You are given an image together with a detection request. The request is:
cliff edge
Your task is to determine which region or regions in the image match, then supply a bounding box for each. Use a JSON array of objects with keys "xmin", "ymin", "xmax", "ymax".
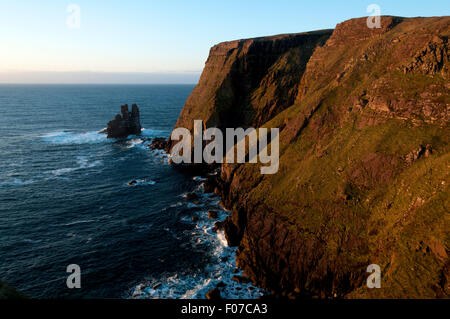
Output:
[{"xmin": 171, "ymin": 16, "xmax": 450, "ymax": 298}]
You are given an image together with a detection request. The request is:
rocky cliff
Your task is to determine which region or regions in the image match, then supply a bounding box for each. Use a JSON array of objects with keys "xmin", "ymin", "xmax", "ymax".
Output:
[
  {"xmin": 107, "ymin": 104, "xmax": 142, "ymax": 138},
  {"xmin": 172, "ymin": 30, "xmax": 333, "ymax": 133},
  {"xmin": 171, "ymin": 16, "xmax": 450, "ymax": 298}
]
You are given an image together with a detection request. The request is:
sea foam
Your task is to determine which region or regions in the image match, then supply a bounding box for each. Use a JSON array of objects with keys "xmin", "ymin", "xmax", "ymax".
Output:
[
  {"xmin": 40, "ymin": 131, "xmax": 108, "ymax": 145},
  {"xmin": 129, "ymin": 184, "xmax": 265, "ymax": 300},
  {"xmin": 49, "ymin": 156, "xmax": 103, "ymax": 177},
  {"xmin": 40, "ymin": 128, "xmax": 169, "ymax": 146}
]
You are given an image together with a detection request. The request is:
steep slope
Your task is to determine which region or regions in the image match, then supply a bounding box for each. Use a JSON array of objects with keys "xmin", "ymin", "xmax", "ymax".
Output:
[
  {"xmin": 172, "ymin": 30, "xmax": 333, "ymax": 134},
  {"xmin": 171, "ymin": 16, "xmax": 450, "ymax": 298}
]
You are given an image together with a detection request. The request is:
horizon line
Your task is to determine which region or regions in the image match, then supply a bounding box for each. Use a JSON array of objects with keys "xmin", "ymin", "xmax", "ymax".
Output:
[
  {"xmin": 0, "ymin": 82, "xmax": 198, "ymax": 85},
  {"xmin": 0, "ymin": 70, "xmax": 201, "ymax": 85}
]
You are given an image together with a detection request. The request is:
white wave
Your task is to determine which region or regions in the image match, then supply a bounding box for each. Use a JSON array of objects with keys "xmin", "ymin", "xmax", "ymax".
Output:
[
  {"xmin": 129, "ymin": 179, "xmax": 265, "ymax": 300},
  {"xmin": 151, "ymin": 149, "xmax": 170, "ymax": 162},
  {"xmin": 64, "ymin": 219, "xmax": 96, "ymax": 226},
  {"xmin": 217, "ymin": 231, "xmax": 228, "ymax": 247},
  {"xmin": 40, "ymin": 127, "xmax": 170, "ymax": 146},
  {"xmin": 40, "ymin": 131, "xmax": 108, "ymax": 145},
  {"xmin": 0, "ymin": 178, "xmax": 34, "ymax": 188},
  {"xmin": 51, "ymin": 167, "xmax": 76, "ymax": 176},
  {"xmin": 126, "ymin": 138, "xmax": 144, "ymax": 149},
  {"xmin": 49, "ymin": 156, "xmax": 103, "ymax": 177},
  {"xmin": 181, "ymin": 278, "xmax": 212, "ymax": 299}
]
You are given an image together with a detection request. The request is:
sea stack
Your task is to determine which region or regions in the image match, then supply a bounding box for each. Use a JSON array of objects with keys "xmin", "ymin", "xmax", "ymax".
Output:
[{"xmin": 106, "ymin": 104, "xmax": 142, "ymax": 138}]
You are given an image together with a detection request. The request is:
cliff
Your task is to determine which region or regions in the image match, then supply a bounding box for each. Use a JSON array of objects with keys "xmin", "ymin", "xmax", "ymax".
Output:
[
  {"xmin": 171, "ymin": 16, "xmax": 450, "ymax": 298},
  {"xmin": 173, "ymin": 30, "xmax": 333, "ymax": 133}
]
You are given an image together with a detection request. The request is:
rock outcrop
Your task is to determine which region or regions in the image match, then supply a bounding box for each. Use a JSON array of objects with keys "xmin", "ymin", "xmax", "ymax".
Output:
[
  {"xmin": 0, "ymin": 280, "xmax": 27, "ymax": 299},
  {"xmin": 170, "ymin": 16, "xmax": 450, "ymax": 299},
  {"xmin": 106, "ymin": 104, "xmax": 142, "ymax": 138}
]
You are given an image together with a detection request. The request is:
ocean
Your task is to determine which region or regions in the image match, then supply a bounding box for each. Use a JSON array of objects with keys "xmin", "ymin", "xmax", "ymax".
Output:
[{"xmin": 0, "ymin": 84, "xmax": 264, "ymax": 299}]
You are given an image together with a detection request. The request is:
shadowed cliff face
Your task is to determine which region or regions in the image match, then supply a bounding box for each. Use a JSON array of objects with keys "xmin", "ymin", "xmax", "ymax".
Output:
[
  {"xmin": 173, "ymin": 30, "xmax": 333, "ymax": 134},
  {"xmin": 171, "ymin": 16, "xmax": 450, "ymax": 298}
]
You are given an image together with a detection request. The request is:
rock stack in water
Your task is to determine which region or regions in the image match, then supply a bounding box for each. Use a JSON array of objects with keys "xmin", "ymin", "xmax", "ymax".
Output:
[{"xmin": 106, "ymin": 104, "xmax": 142, "ymax": 138}]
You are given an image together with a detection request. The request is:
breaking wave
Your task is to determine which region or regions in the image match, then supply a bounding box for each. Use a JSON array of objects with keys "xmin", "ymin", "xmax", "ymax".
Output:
[
  {"xmin": 40, "ymin": 130, "xmax": 108, "ymax": 145},
  {"xmin": 40, "ymin": 128, "xmax": 168, "ymax": 146},
  {"xmin": 129, "ymin": 183, "xmax": 265, "ymax": 300},
  {"xmin": 49, "ymin": 156, "xmax": 103, "ymax": 177}
]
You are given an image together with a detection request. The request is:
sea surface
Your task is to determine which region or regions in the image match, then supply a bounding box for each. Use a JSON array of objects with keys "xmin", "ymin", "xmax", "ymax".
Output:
[{"xmin": 0, "ymin": 84, "xmax": 264, "ymax": 299}]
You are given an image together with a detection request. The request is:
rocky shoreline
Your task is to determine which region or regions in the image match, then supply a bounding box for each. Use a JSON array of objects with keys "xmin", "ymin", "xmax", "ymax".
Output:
[
  {"xmin": 149, "ymin": 138, "xmax": 302, "ymax": 299},
  {"xmin": 0, "ymin": 280, "xmax": 27, "ymax": 299}
]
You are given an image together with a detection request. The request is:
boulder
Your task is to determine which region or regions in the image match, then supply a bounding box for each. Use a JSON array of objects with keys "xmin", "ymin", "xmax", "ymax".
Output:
[
  {"xmin": 223, "ymin": 217, "xmax": 241, "ymax": 247},
  {"xmin": 128, "ymin": 180, "xmax": 137, "ymax": 186},
  {"xmin": 150, "ymin": 137, "xmax": 170, "ymax": 152},
  {"xmin": 208, "ymin": 210, "xmax": 218, "ymax": 219}
]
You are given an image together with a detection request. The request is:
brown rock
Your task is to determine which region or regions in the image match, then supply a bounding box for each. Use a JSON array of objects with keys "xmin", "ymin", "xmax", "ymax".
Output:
[
  {"xmin": 205, "ymin": 288, "xmax": 221, "ymax": 300},
  {"xmin": 106, "ymin": 104, "xmax": 142, "ymax": 138},
  {"xmin": 223, "ymin": 217, "xmax": 241, "ymax": 247},
  {"xmin": 150, "ymin": 137, "xmax": 170, "ymax": 152},
  {"xmin": 208, "ymin": 210, "xmax": 218, "ymax": 219}
]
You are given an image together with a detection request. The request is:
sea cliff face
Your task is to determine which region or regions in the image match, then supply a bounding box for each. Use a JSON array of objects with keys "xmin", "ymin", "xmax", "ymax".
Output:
[
  {"xmin": 170, "ymin": 16, "xmax": 450, "ymax": 298},
  {"xmin": 172, "ymin": 30, "xmax": 333, "ymax": 133}
]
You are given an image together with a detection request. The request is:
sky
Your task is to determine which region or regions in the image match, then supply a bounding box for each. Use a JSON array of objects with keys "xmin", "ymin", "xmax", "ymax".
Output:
[{"xmin": 0, "ymin": 0, "xmax": 448, "ymax": 83}]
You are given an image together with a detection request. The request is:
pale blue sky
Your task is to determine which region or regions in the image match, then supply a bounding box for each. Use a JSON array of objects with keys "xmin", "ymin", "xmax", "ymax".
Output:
[{"xmin": 0, "ymin": 0, "xmax": 448, "ymax": 83}]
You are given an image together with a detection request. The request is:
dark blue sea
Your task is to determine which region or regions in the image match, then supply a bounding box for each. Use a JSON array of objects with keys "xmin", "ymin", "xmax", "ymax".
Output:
[{"xmin": 0, "ymin": 84, "xmax": 263, "ymax": 299}]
